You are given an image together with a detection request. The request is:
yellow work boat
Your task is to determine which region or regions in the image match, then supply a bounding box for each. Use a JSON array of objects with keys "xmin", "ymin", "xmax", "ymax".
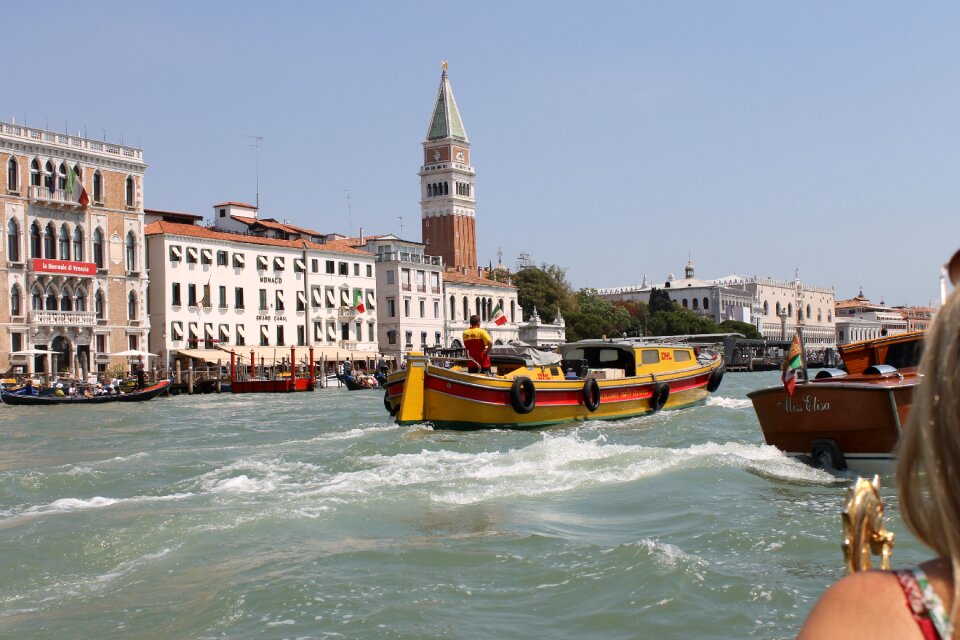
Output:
[{"xmin": 383, "ymin": 340, "xmax": 725, "ymax": 429}]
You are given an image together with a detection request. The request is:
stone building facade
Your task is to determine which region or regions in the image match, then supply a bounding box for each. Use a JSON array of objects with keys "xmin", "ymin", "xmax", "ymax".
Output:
[{"xmin": 0, "ymin": 121, "xmax": 148, "ymax": 375}]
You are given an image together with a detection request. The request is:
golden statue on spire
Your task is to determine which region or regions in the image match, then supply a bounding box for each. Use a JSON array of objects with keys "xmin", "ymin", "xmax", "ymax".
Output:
[{"xmin": 442, "ymin": 60, "xmax": 448, "ymax": 72}]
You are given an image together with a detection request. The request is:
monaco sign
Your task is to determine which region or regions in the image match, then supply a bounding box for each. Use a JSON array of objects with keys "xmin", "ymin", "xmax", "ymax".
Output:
[{"xmin": 32, "ymin": 258, "xmax": 97, "ymax": 277}]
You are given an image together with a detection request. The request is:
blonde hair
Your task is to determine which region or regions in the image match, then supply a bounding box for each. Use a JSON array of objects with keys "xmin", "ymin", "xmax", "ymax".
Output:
[{"xmin": 898, "ymin": 288, "xmax": 960, "ymax": 635}]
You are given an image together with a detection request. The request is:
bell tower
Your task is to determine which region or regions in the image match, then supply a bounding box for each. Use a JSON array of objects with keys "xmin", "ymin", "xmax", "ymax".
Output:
[{"xmin": 420, "ymin": 62, "xmax": 477, "ymax": 270}]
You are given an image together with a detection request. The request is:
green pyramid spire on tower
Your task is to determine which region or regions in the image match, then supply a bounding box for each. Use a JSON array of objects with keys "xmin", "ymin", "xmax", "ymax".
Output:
[{"xmin": 427, "ymin": 61, "xmax": 468, "ymax": 142}]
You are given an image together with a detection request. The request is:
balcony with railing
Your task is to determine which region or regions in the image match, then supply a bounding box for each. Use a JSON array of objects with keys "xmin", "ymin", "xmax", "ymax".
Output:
[
  {"xmin": 29, "ymin": 310, "xmax": 96, "ymax": 326},
  {"xmin": 28, "ymin": 185, "xmax": 86, "ymax": 208},
  {"xmin": 376, "ymin": 251, "xmax": 443, "ymax": 266},
  {"xmin": 1, "ymin": 122, "xmax": 143, "ymax": 162}
]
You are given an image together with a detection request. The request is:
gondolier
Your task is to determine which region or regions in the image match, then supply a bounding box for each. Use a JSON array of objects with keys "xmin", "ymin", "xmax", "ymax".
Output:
[{"xmin": 463, "ymin": 315, "xmax": 492, "ymax": 374}]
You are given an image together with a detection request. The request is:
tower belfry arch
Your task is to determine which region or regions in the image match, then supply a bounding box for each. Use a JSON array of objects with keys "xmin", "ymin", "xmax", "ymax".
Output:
[{"xmin": 419, "ymin": 62, "xmax": 477, "ymax": 270}]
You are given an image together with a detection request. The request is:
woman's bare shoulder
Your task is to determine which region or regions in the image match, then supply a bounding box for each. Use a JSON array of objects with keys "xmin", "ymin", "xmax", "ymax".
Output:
[{"xmin": 797, "ymin": 570, "xmax": 921, "ymax": 640}]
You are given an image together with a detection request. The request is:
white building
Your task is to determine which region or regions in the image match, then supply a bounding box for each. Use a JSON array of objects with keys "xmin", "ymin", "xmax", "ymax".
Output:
[
  {"xmin": 518, "ymin": 307, "xmax": 566, "ymax": 348},
  {"xmin": 145, "ymin": 205, "xmax": 379, "ymax": 369},
  {"xmin": 444, "ymin": 268, "xmax": 520, "ymax": 348},
  {"xmin": 357, "ymin": 234, "xmax": 445, "ymax": 361}
]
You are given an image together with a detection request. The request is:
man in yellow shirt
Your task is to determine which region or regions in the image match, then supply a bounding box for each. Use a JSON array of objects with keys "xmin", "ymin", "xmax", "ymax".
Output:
[{"xmin": 463, "ymin": 314, "xmax": 492, "ymax": 374}]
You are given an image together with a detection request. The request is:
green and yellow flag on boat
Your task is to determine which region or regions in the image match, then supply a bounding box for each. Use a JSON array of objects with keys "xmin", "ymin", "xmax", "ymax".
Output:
[{"xmin": 782, "ymin": 333, "xmax": 803, "ymax": 396}]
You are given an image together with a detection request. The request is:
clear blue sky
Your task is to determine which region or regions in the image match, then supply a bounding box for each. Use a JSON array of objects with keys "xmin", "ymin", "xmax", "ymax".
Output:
[{"xmin": 9, "ymin": 1, "xmax": 959, "ymax": 307}]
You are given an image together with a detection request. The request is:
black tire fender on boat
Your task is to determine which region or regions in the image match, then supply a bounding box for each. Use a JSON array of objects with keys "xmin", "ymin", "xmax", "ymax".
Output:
[
  {"xmin": 651, "ymin": 383, "xmax": 670, "ymax": 412},
  {"xmin": 811, "ymin": 439, "xmax": 847, "ymax": 471},
  {"xmin": 384, "ymin": 392, "xmax": 399, "ymax": 417},
  {"xmin": 510, "ymin": 377, "xmax": 536, "ymax": 414},
  {"xmin": 706, "ymin": 365, "xmax": 725, "ymax": 393},
  {"xmin": 582, "ymin": 378, "xmax": 601, "ymax": 412}
]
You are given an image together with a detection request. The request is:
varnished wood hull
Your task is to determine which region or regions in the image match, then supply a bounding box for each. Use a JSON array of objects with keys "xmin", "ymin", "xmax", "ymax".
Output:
[{"xmin": 748, "ymin": 375, "xmax": 916, "ymax": 472}]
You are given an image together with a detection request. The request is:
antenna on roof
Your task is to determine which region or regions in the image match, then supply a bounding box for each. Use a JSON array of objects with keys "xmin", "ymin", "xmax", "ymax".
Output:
[
  {"xmin": 397, "ymin": 216, "xmax": 404, "ymax": 236},
  {"xmin": 345, "ymin": 189, "xmax": 352, "ymax": 231},
  {"xmin": 245, "ymin": 135, "xmax": 263, "ymax": 211}
]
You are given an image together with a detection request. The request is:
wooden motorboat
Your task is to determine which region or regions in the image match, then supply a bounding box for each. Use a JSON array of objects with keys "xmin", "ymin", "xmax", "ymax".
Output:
[
  {"xmin": 383, "ymin": 340, "xmax": 725, "ymax": 430},
  {"xmin": 747, "ymin": 331, "xmax": 924, "ymax": 473},
  {"xmin": 0, "ymin": 379, "xmax": 172, "ymax": 406}
]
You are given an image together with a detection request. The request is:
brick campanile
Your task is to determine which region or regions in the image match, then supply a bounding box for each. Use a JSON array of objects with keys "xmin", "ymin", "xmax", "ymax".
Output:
[{"xmin": 419, "ymin": 62, "xmax": 477, "ymax": 270}]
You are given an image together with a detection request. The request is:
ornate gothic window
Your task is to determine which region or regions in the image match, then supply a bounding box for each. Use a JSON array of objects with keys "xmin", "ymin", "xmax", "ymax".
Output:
[
  {"xmin": 73, "ymin": 227, "xmax": 84, "ymax": 261},
  {"xmin": 10, "ymin": 285, "xmax": 21, "ymax": 316},
  {"xmin": 29, "ymin": 159, "xmax": 41, "ymax": 187},
  {"xmin": 128, "ymin": 291, "xmax": 137, "ymax": 320},
  {"xmin": 125, "ymin": 231, "xmax": 136, "ymax": 271},
  {"xmin": 44, "ymin": 223, "xmax": 56, "ymax": 258},
  {"xmin": 93, "ymin": 170, "xmax": 103, "ymax": 204},
  {"xmin": 95, "ymin": 290, "xmax": 105, "ymax": 319},
  {"xmin": 7, "ymin": 157, "xmax": 18, "ymax": 192},
  {"xmin": 125, "ymin": 176, "xmax": 136, "ymax": 207},
  {"xmin": 7, "ymin": 218, "xmax": 19, "ymax": 262},
  {"xmin": 30, "ymin": 221, "xmax": 42, "ymax": 258},
  {"xmin": 93, "ymin": 228, "xmax": 104, "ymax": 268},
  {"xmin": 58, "ymin": 224, "xmax": 70, "ymax": 260}
]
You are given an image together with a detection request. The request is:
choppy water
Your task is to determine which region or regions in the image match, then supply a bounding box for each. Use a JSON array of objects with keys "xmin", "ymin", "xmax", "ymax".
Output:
[{"xmin": 0, "ymin": 371, "xmax": 926, "ymax": 639}]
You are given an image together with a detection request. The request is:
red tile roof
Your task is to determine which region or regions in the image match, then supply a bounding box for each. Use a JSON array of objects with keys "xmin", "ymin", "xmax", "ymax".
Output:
[
  {"xmin": 213, "ymin": 201, "xmax": 257, "ymax": 209},
  {"xmin": 144, "ymin": 221, "xmax": 370, "ymax": 256}
]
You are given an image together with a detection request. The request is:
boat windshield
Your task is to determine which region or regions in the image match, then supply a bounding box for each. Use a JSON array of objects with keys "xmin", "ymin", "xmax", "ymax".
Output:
[
  {"xmin": 558, "ymin": 343, "xmax": 636, "ymax": 376},
  {"xmin": 882, "ymin": 339, "xmax": 923, "ymax": 369}
]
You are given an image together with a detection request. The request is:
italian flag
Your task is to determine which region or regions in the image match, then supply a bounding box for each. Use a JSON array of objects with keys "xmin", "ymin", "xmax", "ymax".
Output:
[
  {"xmin": 781, "ymin": 333, "xmax": 803, "ymax": 396},
  {"xmin": 66, "ymin": 166, "xmax": 89, "ymax": 209},
  {"xmin": 353, "ymin": 289, "xmax": 365, "ymax": 314},
  {"xmin": 491, "ymin": 302, "xmax": 507, "ymax": 326}
]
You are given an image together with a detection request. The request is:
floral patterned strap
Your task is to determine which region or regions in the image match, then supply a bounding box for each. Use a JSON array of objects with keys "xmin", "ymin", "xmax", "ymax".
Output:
[{"xmin": 911, "ymin": 568, "xmax": 953, "ymax": 640}]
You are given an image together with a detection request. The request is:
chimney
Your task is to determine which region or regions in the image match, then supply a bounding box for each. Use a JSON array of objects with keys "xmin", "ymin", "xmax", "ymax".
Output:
[{"xmin": 359, "ymin": 227, "xmax": 364, "ymax": 243}]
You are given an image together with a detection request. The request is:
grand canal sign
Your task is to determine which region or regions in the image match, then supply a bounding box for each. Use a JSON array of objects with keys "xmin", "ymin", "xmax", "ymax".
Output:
[{"xmin": 32, "ymin": 258, "xmax": 97, "ymax": 277}]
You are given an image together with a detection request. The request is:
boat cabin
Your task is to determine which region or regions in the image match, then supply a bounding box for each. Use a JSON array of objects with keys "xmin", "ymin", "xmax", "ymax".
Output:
[
  {"xmin": 558, "ymin": 340, "xmax": 698, "ymax": 379},
  {"xmin": 838, "ymin": 331, "xmax": 924, "ymax": 374}
]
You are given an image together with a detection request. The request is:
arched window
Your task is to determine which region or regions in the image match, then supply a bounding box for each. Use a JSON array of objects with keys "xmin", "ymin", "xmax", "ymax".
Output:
[
  {"xmin": 57, "ymin": 162, "xmax": 67, "ymax": 191},
  {"xmin": 45, "ymin": 289, "xmax": 57, "ymax": 310},
  {"xmin": 93, "ymin": 227, "xmax": 104, "ymax": 268},
  {"xmin": 58, "ymin": 224, "xmax": 70, "ymax": 260},
  {"xmin": 703, "ymin": 297, "xmax": 709, "ymax": 310},
  {"xmin": 788, "ymin": 303, "xmax": 793, "ymax": 316},
  {"xmin": 73, "ymin": 227, "xmax": 84, "ymax": 261},
  {"xmin": 125, "ymin": 231, "xmax": 136, "ymax": 271},
  {"xmin": 817, "ymin": 309, "xmax": 822, "ymax": 322},
  {"xmin": 462, "ymin": 296, "xmax": 469, "ymax": 320},
  {"xmin": 30, "ymin": 159, "xmax": 41, "ymax": 187},
  {"xmin": 775, "ymin": 302, "xmax": 781, "ymax": 315},
  {"xmin": 682, "ymin": 298, "xmax": 688, "ymax": 308},
  {"xmin": 7, "ymin": 157, "xmax": 18, "ymax": 192},
  {"xmin": 31, "ymin": 286, "xmax": 42, "ymax": 310},
  {"xmin": 93, "ymin": 170, "xmax": 103, "ymax": 204},
  {"xmin": 60, "ymin": 291, "xmax": 73, "ymax": 311},
  {"xmin": 510, "ymin": 300, "xmax": 516, "ymax": 323},
  {"xmin": 30, "ymin": 221, "xmax": 42, "ymax": 258},
  {"xmin": 125, "ymin": 176, "xmax": 136, "ymax": 207},
  {"xmin": 44, "ymin": 161, "xmax": 54, "ymax": 191},
  {"xmin": 475, "ymin": 296, "xmax": 481, "ymax": 318},
  {"xmin": 95, "ymin": 290, "xmax": 104, "ymax": 319},
  {"xmin": 7, "ymin": 218, "xmax": 19, "ymax": 262},
  {"xmin": 76, "ymin": 289, "xmax": 86, "ymax": 312},
  {"xmin": 10, "ymin": 284, "xmax": 21, "ymax": 316},
  {"xmin": 128, "ymin": 291, "xmax": 137, "ymax": 319},
  {"xmin": 443, "ymin": 182, "xmax": 448, "ymax": 195},
  {"xmin": 763, "ymin": 300, "xmax": 769, "ymax": 315},
  {"xmin": 449, "ymin": 295, "xmax": 456, "ymax": 320},
  {"xmin": 806, "ymin": 304, "xmax": 811, "ymax": 319},
  {"xmin": 44, "ymin": 223, "xmax": 56, "ymax": 258},
  {"xmin": 692, "ymin": 298, "xmax": 699, "ymax": 310}
]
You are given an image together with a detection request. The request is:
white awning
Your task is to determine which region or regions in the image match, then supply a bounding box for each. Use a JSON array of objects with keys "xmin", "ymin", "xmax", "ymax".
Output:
[
  {"xmin": 340, "ymin": 289, "xmax": 350, "ymax": 306},
  {"xmin": 297, "ymin": 291, "xmax": 306, "ymax": 306},
  {"xmin": 260, "ymin": 325, "xmax": 270, "ymax": 340},
  {"xmin": 201, "ymin": 248, "xmax": 213, "ymax": 262},
  {"xmin": 170, "ymin": 246, "xmax": 182, "ymax": 261},
  {"xmin": 366, "ymin": 290, "xmax": 375, "ymax": 309},
  {"xmin": 325, "ymin": 288, "xmax": 336, "ymax": 307},
  {"xmin": 257, "ymin": 255, "xmax": 268, "ymax": 270},
  {"xmin": 188, "ymin": 322, "xmax": 199, "ymax": 339},
  {"xmin": 312, "ymin": 288, "xmax": 323, "ymax": 307},
  {"xmin": 218, "ymin": 324, "xmax": 230, "ymax": 342},
  {"xmin": 187, "ymin": 247, "xmax": 198, "ymax": 262},
  {"xmin": 326, "ymin": 324, "xmax": 337, "ymax": 341},
  {"xmin": 171, "ymin": 321, "xmax": 183, "ymax": 340},
  {"xmin": 294, "ymin": 258, "xmax": 305, "ymax": 272},
  {"xmin": 273, "ymin": 257, "xmax": 284, "ymax": 270},
  {"xmin": 233, "ymin": 253, "xmax": 246, "ymax": 267},
  {"xmin": 236, "ymin": 324, "xmax": 246, "ymax": 339},
  {"xmin": 204, "ymin": 323, "xmax": 214, "ymax": 339}
]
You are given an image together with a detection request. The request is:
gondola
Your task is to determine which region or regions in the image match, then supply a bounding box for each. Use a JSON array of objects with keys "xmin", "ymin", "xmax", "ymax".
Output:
[
  {"xmin": 0, "ymin": 379, "xmax": 171, "ymax": 406},
  {"xmin": 336, "ymin": 373, "xmax": 383, "ymax": 390}
]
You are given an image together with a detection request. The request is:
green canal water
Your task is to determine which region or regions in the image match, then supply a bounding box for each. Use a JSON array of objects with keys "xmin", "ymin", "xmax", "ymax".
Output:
[{"xmin": 0, "ymin": 371, "xmax": 926, "ymax": 639}]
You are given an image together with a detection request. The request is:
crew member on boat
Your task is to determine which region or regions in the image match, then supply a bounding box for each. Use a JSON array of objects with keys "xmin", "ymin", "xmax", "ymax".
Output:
[{"xmin": 463, "ymin": 314, "xmax": 493, "ymax": 374}]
